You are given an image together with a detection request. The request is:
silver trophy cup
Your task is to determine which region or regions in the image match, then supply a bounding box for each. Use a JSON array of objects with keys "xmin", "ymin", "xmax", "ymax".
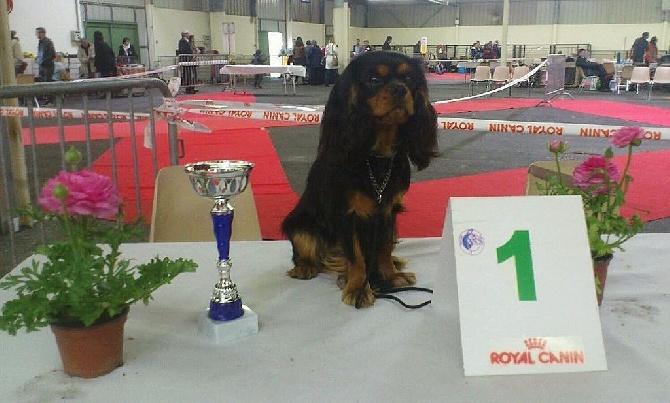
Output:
[{"xmin": 184, "ymin": 160, "xmax": 259, "ymax": 342}]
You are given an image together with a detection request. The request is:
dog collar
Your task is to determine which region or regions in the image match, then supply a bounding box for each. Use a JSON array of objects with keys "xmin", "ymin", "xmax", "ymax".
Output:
[{"xmin": 366, "ymin": 152, "xmax": 396, "ymax": 204}]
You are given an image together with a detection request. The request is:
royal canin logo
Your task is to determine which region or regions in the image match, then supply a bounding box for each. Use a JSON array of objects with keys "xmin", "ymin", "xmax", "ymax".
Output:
[{"xmin": 490, "ymin": 338, "xmax": 585, "ymax": 366}]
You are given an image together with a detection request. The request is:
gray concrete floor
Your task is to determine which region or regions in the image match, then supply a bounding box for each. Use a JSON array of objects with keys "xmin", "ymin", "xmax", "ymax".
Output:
[{"xmin": 2, "ymin": 75, "xmax": 669, "ymax": 276}]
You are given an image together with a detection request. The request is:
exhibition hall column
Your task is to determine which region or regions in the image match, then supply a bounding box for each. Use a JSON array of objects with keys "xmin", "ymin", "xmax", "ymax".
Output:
[
  {"xmin": 332, "ymin": 0, "xmax": 351, "ymax": 71},
  {"xmin": 0, "ymin": 0, "xmax": 31, "ymax": 230},
  {"xmin": 500, "ymin": 0, "xmax": 510, "ymax": 66}
]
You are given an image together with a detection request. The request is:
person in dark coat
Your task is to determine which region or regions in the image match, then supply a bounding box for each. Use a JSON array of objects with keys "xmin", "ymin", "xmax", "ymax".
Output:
[
  {"xmin": 178, "ymin": 30, "xmax": 197, "ymax": 93},
  {"xmin": 117, "ymin": 37, "xmax": 138, "ymax": 64},
  {"xmin": 35, "ymin": 27, "xmax": 56, "ymax": 82},
  {"xmin": 93, "ymin": 31, "xmax": 116, "ymax": 77},
  {"xmin": 576, "ymin": 48, "xmax": 610, "ymax": 92},
  {"xmin": 306, "ymin": 40, "xmax": 322, "ymax": 85},
  {"xmin": 630, "ymin": 32, "xmax": 649, "ymax": 64}
]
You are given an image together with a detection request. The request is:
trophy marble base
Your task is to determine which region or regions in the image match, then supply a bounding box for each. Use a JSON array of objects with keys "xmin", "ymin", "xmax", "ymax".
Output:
[{"xmin": 197, "ymin": 305, "xmax": 259, "ymax": 344}]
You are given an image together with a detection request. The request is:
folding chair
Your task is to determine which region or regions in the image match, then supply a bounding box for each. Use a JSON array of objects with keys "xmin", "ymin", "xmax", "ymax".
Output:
[
  {"xmin": 510, "ymin": 65, "xmax": 531, "ymax": 97},
  {"xmin": 489, "ymin": 66, "xmax": 510, "ymax": 94},
  {"xmin": 651, "ymin": 66, "xmax": 670, "ymax": 99},
  {"xmin": 627, "ymin": 66, "xmax": 652, "ymax": 99},
  {"xmin": 619, "ymin": 65, "xmax": 634, "ymax": 92},
  {"xmin": 526, "ymin": 161, "xmax": 580, "ymax": 196},
  {"xmin": 469, "ymin": 66, "xmax": 491, "ymax": 96},
  {"xmin": 149, "ymin": 165, "xmax": 262, "ymax": 242}
]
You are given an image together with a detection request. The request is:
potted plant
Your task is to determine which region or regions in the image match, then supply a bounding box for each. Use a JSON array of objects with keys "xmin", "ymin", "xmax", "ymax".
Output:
[
  {"xmin": 0, "ymin": 147, "xmax": 197, "ymax": 378},
  {"xmin": 539, "ymin": 126, "xmax": 645, "ymax": 305}
]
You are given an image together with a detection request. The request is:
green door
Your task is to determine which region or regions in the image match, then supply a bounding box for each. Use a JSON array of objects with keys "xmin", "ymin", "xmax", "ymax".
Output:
[
  {"xmin": 258, "ymin": 32, "xmax": 270, "ymax": 61},
  {"xmin": 85, "ymin": 21, "xmax": 139, "ymax": 63}
]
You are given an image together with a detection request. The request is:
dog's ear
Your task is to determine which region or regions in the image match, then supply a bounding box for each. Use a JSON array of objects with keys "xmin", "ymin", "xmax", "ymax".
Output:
[
  {"xmin": 403, "ymin": 60, "xmax": 439, "ymax": 171},
  {"xmin": 318, "ymin": 61, "xmax": 374, "ymax": 164}
]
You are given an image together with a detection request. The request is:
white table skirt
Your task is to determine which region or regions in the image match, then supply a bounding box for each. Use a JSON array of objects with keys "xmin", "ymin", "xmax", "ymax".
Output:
[
  {"xmin": 1, "ymin": 235, "xmax": 668, "ymax": 402},
  {"xmin": 219, "ymin": 64, "xmax": 307, "ymax": 77}
]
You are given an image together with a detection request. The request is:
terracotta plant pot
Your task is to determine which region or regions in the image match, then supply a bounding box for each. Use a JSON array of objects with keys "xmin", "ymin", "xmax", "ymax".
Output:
[
  {"xmin": 593, "ymin": 254, "xmax": 613, "ymax": 307},
  {"xmin": 50, "ymin": 309, "xmax": 128, "ymax": 378}
]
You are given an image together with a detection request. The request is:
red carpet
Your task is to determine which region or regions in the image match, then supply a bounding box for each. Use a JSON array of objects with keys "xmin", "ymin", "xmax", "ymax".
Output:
[{"xmin": 426, "ymin": 72, "xmax": 469, "ymax": 82}]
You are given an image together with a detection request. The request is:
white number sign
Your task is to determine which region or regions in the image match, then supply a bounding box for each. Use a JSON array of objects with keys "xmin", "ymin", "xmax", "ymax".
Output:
[{"xmin": 438, "ymin": 196, "xmax": 608, "ymax": 376}]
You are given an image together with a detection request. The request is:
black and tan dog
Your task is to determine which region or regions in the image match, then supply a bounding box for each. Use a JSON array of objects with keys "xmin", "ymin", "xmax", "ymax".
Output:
[{"xmin": 282, "ymin": 51, "xmax": 439, "ymax": 308}]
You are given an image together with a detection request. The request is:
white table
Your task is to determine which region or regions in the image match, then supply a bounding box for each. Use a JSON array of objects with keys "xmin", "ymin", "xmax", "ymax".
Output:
[
  {"xmin": 1, "ymin": 235, "xmax": 669, "ymax": 402},
  {"xmin": 219, "ymin": 64, "xmax": 307, "ymax": 95}
]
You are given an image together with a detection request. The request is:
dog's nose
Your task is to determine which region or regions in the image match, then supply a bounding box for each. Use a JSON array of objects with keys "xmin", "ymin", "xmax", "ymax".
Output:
[{"xmin": 391, "ymin": 85, "xmax": 407, "ymax": 98}]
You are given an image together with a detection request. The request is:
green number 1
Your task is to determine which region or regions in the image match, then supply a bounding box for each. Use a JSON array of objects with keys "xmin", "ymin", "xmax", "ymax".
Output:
[{"xmin": 496, "ymin": 230, "xmax": 537, "ymax": 301}]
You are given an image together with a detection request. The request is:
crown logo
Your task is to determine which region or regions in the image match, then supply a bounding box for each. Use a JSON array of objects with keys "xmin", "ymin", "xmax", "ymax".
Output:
[{"xmin": 524, "ymin": 337, "xmax": 547, "ymax": 350}]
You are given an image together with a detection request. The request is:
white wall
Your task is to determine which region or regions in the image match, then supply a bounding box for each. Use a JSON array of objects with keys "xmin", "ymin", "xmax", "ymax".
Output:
[
  {"xmin": 288, "ymin": 21, "xmax": 325, "ymax": 49},
  {"xmin": 8, "ymin": 1, "xmax": 80, "ymax": 57},
  {"xmin": 209, "ymin": 13, "xmax": 260, "ymax": 57},
  {"xmin": 150, "ymin": 7, "xmax": 211, "ymax": 59}
]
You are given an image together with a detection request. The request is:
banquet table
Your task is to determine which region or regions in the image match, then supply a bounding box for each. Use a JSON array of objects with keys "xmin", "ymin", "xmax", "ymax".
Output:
[
  {"xmin": 219, "ymin": 64, "xmax": 307, "ymax": 95},
  {"xmin": 1, "ymin": 234, "xmax": 668, "ymax": 402}
]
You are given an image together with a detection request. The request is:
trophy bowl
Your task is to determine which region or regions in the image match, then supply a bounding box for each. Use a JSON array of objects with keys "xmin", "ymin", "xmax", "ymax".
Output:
[{"xmin": 184, "ymin": 160, "xmax": 254, "ymax": 200}]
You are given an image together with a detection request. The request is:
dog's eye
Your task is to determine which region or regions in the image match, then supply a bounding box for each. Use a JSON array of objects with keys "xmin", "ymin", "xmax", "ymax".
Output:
[{"xmin": 369, "ymin": 76, "xmax": 383, "ymax": 86}]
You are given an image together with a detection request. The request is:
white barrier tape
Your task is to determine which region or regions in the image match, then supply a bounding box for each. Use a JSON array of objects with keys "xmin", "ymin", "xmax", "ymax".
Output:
[
  {"xmin": 0, "ymin": 105, "xmax": 151, "ymax": 121},
  {"xmin": 436, "ymin": 117, "xmax": 670, "ymax": 141},
  {"xmin": 4, "ymin": 95, "xmax": 669, "ymax": 143},
  {"xmin": 434, "ymin": 61, "xmax": 546, "ymax": 105},
  {"xmin": 177, "ymin": 99, "xmax": 324, "ymax": 124}
]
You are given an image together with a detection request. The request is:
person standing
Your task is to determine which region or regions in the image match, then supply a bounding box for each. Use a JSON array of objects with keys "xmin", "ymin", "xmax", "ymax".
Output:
[
  {"xmin": 363, "ymin": 40, "xmax": 372, "ymax": 52},
  {"xmin": 631, "ymin": 32, "xmax": 649, "ymax": 64},
  {"xmin": 292, "ymin": 37, "xmax": 307, "ymax": 83},
  {"xmin": 93, "ymin": 31, "xmax": 116, "ymax": 78},
  {"xmin": 11, "ymin": 30, "xmax": 25, "ymax": 75},
  {"xmin": 644, "ymin": 36, "xmax": 658, "ymax": 65},
  {"xmin": 117, "ymin": 37, "xmax": 137, "ymax": 64},
  {"xmin": 324, "ymin": 37, "xmax": 338, "ymax": 87},
  {"xmin": 250, "ymin": 49, "xmax": 265, "ymax": 88},
  {"xmin": 352, "ymin": 38, "xmax": 362, "ymax": 57},
  {"xmin": 306, "ymin": 40, "xmax": 322, "ymax": 85},
  {"xmin": 188, "ymin": 34, "xmax": 201, "ymax": 88},
  {"xmin": 178, "ymin": 30, "xmax": 197, "ymax": 94},
  {"xmin": 382, "ymin": 35, "xmax": 392, "ymax": 51},
  {"xmin": 35, "ymin": 27, "xmax": 56, "ymax": 82},
  {"xmin": 77, "ymin": 38, "xmax": 95, "ymax": 78}
]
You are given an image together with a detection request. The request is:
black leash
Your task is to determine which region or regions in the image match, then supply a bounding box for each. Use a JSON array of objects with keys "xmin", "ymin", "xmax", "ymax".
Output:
[{"xmin": 374, "ymin": 286, "xmax": 433, "ymax": 309}]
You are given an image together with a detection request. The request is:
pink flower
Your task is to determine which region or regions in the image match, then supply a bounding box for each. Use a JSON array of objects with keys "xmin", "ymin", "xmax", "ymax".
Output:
[
  {"xmin": 548, "ymin": 140, "xmax": 568, "ymax": 154},
  {"xmin": 611, "ymin": 126, "xmax": 644, "ymax": 148},
  {"xmin": 573, "ymin": 156, "xmax": 620, "ymax": 195},
  {"xmin": 38, "ymin": 171, "xmax": 122, "ymax": 219}
]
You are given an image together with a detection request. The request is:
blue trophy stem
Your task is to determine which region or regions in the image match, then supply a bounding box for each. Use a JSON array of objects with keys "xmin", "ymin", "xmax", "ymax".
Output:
[
  {"xmin": 212, "ymin": 208, "xmax": 233, "ymax": 261},
  {"xmin": 208, "ymin": 199, "xmax": 244, "ymax": 321}
]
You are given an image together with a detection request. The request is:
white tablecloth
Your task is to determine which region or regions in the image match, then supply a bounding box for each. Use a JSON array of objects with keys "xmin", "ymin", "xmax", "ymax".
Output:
[
  {"xmin": 1, "ymin": 235, "xmax": 668, "ymax": 402},
  {"xmin": 219, "ymin": 64, "xmax": 306, "ymax": 77}
]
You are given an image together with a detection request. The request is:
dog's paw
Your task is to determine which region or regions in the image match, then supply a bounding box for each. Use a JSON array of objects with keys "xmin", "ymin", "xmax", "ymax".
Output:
[
  {"xmin": 287, "ymin": 265, "xmax": 318, "ymax": 280},
  {"xmin": 336, "ymin": 275, "xmax": 347, "ymax": 290},
  {"xmin": 387, "ymin": 271, "xmax": 416, "ymax": 287},
  {"xmin": 342, "ymin": 283, "xmax": 375, "ymax": 308},
  {"xmin": 392, "ymin": 256, "xmax": 407, "ymax": 271}
]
